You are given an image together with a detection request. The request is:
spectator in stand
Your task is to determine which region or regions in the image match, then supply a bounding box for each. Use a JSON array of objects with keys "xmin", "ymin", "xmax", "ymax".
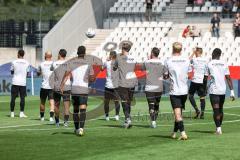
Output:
[
  {"xmin": 194, "ymin": 0, "xmax": 205, "ymax": 6},
  {"xmin": 182, "ymin": 25, "xmax": 191, "ymax": 38},
  {"xmin": 188, "ymin": 0, "xmax": 194, "ymax": 6},
  {"xmin": 145, "ymin": 0, "xmax": 154, "ymax": 21},
  {"xmin": 233, "ymin": 13, "xmax": 240, "ymax": 37},
  {"xmin": 212, "ymin": 0, "xmax": 220, "ymax": 7},
  {"xmin": 190, "ymin": 25, "xmax": 201, "ymax": 38},
  {"xmin": 222, "ymin": 0, "xmax": 233, "ymax": 18},
  {"xmin": 211, "ymin": 13, "xmax": 221, "ymax": 38}
]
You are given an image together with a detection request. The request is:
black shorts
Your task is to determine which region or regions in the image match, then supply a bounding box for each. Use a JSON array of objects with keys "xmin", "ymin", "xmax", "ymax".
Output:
[
  {"xmin": 189, "ymin": 82, "xmax": 206, "ymax": 97},
  {"xmin": 40, "ymin": 88, "xmax": 53, "ymax": 102},
  {"xmin": 72, "ymin": 95, "xmax": 88, "ymax": 106},
  {"xmin": 104, "ymin": 87, "xmax": 119, "ymax": 100},
  {"xmin": 145, "ymin": 92, "xmax": 162, "ymax": 104},
  {"xmin": 118, "ymin": 87, "xmax": 135, "ymax": 102},
  {"xmin": 209, "ymin": 94, "xmax": 225, "ymax": 107},
  {"xmin": 170, "ymin": 95, "xmax": 188, "ymax": 109},
  {"xmin": 53, "ymin": 91, "xmax": 71, "ymax": 103},
  {"xmin": 11, "ymin": 85, "xmax": 27, "ymax": 98}
]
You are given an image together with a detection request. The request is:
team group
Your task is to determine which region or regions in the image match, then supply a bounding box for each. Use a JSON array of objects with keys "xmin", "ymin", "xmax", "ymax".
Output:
[{"xmin": 9, "ymin": 42, "xmax": 235, "ymax": 139}]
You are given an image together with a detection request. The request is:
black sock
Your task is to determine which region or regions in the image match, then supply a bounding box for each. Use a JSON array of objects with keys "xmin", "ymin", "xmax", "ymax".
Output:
[
  {"xmin": 104, "ymin": 99, "xmax": 110, "ymax": 117},
  {"xmin": 213, "ymin": 108, "xmax": 221, "ymax": 127},
  {"xmin": 80, "ymin": 109, "xmax": 86, "ymax": 129},
  {"xmin": 122, "ymin": 102, "xmax": 130, "ymax": 120},
  {"xmin": 189, "ymin": 95, "xmax": 199, "ymax": 112},
  {"xmin": 200, "ymin": 99, "xmax": 205, "ymax": 113},
  {"xmin": 64, "ymin": 115, "xmax": 69, "ymax": 122},
  {"xmin": 174, "ymin": 121, "xmax": 179, "ymax": 132},
  {"xmin": 115, "ymin": 101, "xmax": 120, "ymax": 115},
  {"xmin": 50, "ymin": 111, "xmax": 54, "ymax": 118},
  {"xmin": 219, "ymin": 107, "xmax": 224, "ymax": 125},
  {"xmin": 40, "ymin": 112, "xmax": 45, "ymax": 118},
  {"xmin": 55, "ymin": 116, "xmax": 59, "ymax": 124},
  {"xmin": 179, "ymin": 121, "xmax": 185, "ymax": 132},
  {"xmin": 154, "ymin": 104, "xmax": 159, "ymax": 121},
  {"xmin": 149, "ymin": 103, "xmax": 155, "ymax": 121},
  {"xmin": 10, "ymin": 95, "xmax": 17, "ymax": 112},
  {"xmin": 73, "ymin": 113, "xmax": 79, "ymax": 130},
  {"xmin": 20, "ymin": 97, "xmax": 25, "ymax": 112}
]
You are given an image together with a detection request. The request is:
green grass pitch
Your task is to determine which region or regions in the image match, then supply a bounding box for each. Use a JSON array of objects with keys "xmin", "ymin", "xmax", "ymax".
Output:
[{"xmin": 0, "ymin": 96, "xmax": 240, "ymax": 160}]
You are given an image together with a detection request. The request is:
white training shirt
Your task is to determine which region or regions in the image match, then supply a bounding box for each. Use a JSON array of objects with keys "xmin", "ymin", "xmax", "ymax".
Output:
[
  {"xmin": 38, "ymin": 61, "xmax": 53, "ymax": 89},
  {"xmin": 143, "ymin": 58, "xmax": 166, "ymax": 92},
  {"xmin": 164, "ymin": 56, "xmax": 192, "ymax": 95},
  {"xmin": 103, "ymin": 60, "xmax": 119, "ymax": 89},
  {"xmin": 11, "ymin": 59, "xmax": 30, "ymax": 86},
  {"xmin": 205, "ymin": 59, "xmax": 230, "ymax": 95},
  {"xmin": 68, "ymin": 57, "xmax": 94, "ymax": 95},
  {"xmin": 191, "ymin": 57, "xmax": 208, "ymax": 84},
  {"xmin": 52, "ymin": 60, "xmax": 71, "ymax": 91}
]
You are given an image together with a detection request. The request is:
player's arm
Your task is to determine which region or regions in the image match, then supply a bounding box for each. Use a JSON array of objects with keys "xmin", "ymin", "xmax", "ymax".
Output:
[
  {"xmin": 113, "ymin": 58, "xmax": 118, "ymax": 71},
  {"xmin": 89, "ymin": 65, "xmax": 96, "ymax": 83},
  {"xmin": 37, "ymin": 65, "xmax": 41, "ymax": 76},
  {"xmin": 163, "ymin": 60, "xmax": 169, "ymax": 79},
  {"xmin": 101, "ymin": 61, "xmax": 106, "ymax": 71},
  {"xmin": 224, "ymin": 64, "xmax": 235, "ymax": 100},
  {"xmin": 203, "ymin": 75, "xmax": 208, "ymax": 90},
  {"xmin": 225, "ymin": 75, "xmax": 235, "ymax": 101},
  {"xmin": 187, "ymin": 60, "xmax": 193, "ymax": 79},
  {"xmin": 10, "ymin": 62, "xmax": 14, "ymax": 75},
  {"xmin": 60, "ymin": 71, "xmax": 71, "ymax": 94},
  {"xmin": 26, "ymin": 64, "xmax": 31, "ymax": 77}
]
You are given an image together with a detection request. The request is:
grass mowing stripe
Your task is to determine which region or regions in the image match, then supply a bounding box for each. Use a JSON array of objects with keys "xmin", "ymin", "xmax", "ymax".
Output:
[{"xmin": 0, "ymin": 119, "xmax": 240, "ymax": 132}]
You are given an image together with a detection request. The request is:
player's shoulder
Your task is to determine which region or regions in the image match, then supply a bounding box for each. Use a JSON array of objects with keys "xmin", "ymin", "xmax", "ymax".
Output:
[
  {"xmin": 208, "ymin": 59, "xmax": 226, "ymax": 66},
  {"xmin": 145, "ymin": 58, "xmax": 163, "ymax": 64}
]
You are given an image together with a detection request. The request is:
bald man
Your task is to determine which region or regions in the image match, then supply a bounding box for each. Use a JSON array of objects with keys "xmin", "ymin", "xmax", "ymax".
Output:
[{"xmin": 37, "ymin": 51, "xmax": 55, "ymax": 122}]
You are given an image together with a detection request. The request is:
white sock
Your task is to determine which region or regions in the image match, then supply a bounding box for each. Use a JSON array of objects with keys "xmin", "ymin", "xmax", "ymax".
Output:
[
  {"xmin": 217, "ymin": 127, "xmax": 221, "ymax": 132},
  {"xmin": 181, "ymin": 131, "xmax": 186, "ymax": 135}
]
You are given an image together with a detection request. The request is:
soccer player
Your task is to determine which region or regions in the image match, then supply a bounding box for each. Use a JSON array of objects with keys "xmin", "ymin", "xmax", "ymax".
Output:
[
  {"xmin": 37, "ymin": 51, "xmax": 54, "ymax": 122},
  {"xmin": 113, "ymin": 42, "xmax": 137, "ymax": 129},
  {"xmin": 142, "ymin": 47, "xmax": 166, "ymax": 128},
  {"xmin": 51, "ymin": 49, "xmax": 71, "ymax": 127},
  {"xmin": 188, "ymin": 47, "xmax": 208, "ymax": 119},
  {"xmin": 204, "ymin": 48, "xmax": 235, "ymax": 135},
  {"xmin": 102, "ymin": 51, "xmax": 120, "ymax": 121},
  {"xmin": 164, "ymin": 42, "xmax": 191, "ymax": 140},
  {"xmin": 60, "ymin": 46, "xmax": 95, "ymax": 136},
  {"xmin": 10, "ymin": 49, "xmax": 30, "ymax": 118}
]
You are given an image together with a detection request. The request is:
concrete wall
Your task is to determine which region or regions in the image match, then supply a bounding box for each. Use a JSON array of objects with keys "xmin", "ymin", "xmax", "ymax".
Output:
[
  {"xmin": 42, "ymin": 0, "xmax": 117, "ymax": 60},
  {"xmin": 0, "ymin": 46, "xmax": 37, "ymax": 66}
]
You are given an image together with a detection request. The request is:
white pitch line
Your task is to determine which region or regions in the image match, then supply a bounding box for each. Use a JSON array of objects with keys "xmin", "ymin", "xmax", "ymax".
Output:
[{"xmin": 0, "ymin": 112, "xmax": 240, "ymax": 132}]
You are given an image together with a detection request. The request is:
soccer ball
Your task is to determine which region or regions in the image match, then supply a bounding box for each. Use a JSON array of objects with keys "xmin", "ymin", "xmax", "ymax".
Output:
[{"xmin": 85, "ymin": 28, "xmax": 96, "ymax": 38}]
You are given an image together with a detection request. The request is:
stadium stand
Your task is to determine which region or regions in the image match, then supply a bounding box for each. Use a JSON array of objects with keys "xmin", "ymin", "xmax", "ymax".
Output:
[
  {"xmin": 186, "ymin": 0, "xmax": 240, "ymax": 17},
  {"xmin": 91, "ymin": 21, "xmax": 173, "ymax": 62},
  {"xmin": 90, "ymin": 21, "xmax": 240, "ymax": 65},
  {"xmin": 109, "ymin": 0, "xmax": 171, "ymax": 15}
]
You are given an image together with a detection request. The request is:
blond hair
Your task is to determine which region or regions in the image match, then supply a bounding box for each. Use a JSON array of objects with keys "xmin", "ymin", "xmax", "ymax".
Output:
[{"xmin": 172, "ymin": 42, "xmax": 182, "ymax": 53}]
